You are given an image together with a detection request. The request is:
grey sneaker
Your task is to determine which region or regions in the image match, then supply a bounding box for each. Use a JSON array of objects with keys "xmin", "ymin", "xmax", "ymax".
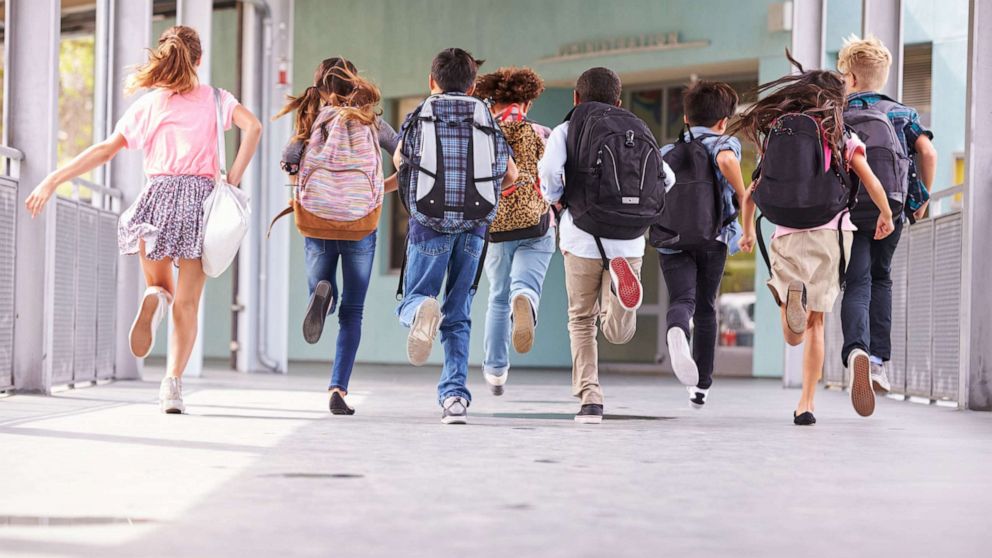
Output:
[
  {"xmin": 441, "ymin": 396, "xmax": 469, "ymax": 425},
  {"xmin": 574, "ymin": 403, "xmax": 604, "ymax": 424},
  {"xmin": 871, "ymin": 361, "xmax": 892, "ymax": 392},
  {"xmin": 159, "ymin": 377, "xmax": 185, "ymax": 414},
  {"xmin": 407, "ymin": 298, "xmax": 442, "ymax": 366},
  {"xmin": 483, "ymin": 369, "xmax": 508, "ymax": 396}
]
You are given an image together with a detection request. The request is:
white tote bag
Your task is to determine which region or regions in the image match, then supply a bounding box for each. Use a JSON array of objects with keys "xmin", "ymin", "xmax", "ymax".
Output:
[{"xmin": 201, "ymin": 87, "xmax": 250, "ymax": 278}]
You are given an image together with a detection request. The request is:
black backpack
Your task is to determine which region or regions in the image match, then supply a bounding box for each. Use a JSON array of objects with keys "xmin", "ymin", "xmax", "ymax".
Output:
[
  {"xmin": 752, "ymin": 113, "xmax": 858, "ymax": 287},
  {"xmin": 562, "ymin": 102, "xmax": 666, "ymax": 260},
  {"xmin": 651, "ymin": 128, "xmax": 736, "ymax": 250},
  {"xmin": 844, "ymin": 96, "xmax": 910, "ymax": 227}
]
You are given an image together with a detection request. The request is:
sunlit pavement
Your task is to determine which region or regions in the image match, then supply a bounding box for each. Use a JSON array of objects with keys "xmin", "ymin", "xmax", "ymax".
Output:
[{"xmin": 1, "ymin": 363, "xmax": 989, "ymax": 557}]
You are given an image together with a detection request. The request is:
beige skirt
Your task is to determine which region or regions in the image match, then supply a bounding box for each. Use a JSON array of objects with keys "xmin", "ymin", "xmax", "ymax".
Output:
[{"xmin": 767, "ymin": 229, "xmax": 854, "ymax": 312}]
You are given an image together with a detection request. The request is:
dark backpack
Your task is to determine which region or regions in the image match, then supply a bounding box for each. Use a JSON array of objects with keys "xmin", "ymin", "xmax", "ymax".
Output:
[
  {"xmin": 651, "ymin": 129, "xmax": 736, "ymax": 250},
  {"xmin": 844, "ymin": 96, "xmax": 911, "ymax": 226},
  {"xmin": 752, "ymin": 113, "xmax": 856, "ymax": 229},
  {"xmin": 562, "ymin": 102, "xmax": 666, "ymax": 248},
  {"xmin": 397, "ymin": 93, "xmax": 511, "ymax": 234}
]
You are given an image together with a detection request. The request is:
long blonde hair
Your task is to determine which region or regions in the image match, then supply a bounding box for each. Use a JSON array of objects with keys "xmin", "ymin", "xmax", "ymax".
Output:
[
  {"xmin": 273, "ymin": 57, "xmax": 381, "ymax": 142},
  {"xmin": 126, "ymin": 25, "xmax": 201, "ymax": 95}
]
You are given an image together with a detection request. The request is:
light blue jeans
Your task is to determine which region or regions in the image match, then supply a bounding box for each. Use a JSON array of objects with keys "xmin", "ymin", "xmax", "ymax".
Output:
[{"xmin": 482, "ymin": 227, "xmax": 556, "ymax": 377}]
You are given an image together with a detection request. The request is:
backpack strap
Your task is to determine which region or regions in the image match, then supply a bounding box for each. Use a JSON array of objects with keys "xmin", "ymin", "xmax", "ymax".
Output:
[
  {"xmin": 395, "ymin": 234, "xmax": 410, "ymax": 301},
  {"xmin": 470, "ymin": 233, "xmax": 490, "ymax": 295},
  {"xmin": 266, "ymin": 204, "xmax": 295, "ymax": 239},
  {"xmin": 755, "ymin": 214, "xmax": 772, "ymax": 275},
  {"xmin": 594, "ymin": 236, "xmax": 610, "ymax": 270},
  {"xmin": 837, "ymin": 211, "xmax": 849, "ymax": 290}
]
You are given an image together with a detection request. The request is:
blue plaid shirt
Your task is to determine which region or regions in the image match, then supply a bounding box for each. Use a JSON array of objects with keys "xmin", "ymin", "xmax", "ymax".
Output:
[{"xmin": 659, "ymin": 127, "xmax": 743, "ymax": 255}]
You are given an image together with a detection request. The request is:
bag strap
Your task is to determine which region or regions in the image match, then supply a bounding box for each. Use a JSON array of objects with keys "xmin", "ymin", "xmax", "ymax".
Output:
[
  {"xmin": 470, "ymin": 233, "xmax": 490, "ymax": 295},
  {"xmin": 213, "ymin": 87, "xmax": 227, "ymax": 181},
  {"xmin": 837, "ymin": 212, "xmax": 848, "ymax": 290},
  {"xmin": 266, "ymin": 205, "xmax": 294, "ymax": 239},
  {"xmin": 395, "ymin": 234, "xmax": 410, "ymax": 301},
  {"xmin": 756, "ymin": 214, "xmax": 772, "ymax": 275},
  {"xmin": 594, "ymin": 236, "xmax": 609, "ymax": 270}
]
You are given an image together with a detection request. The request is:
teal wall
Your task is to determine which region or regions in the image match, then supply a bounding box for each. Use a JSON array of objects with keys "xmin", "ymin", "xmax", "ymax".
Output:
[{"xmin": 288, "ymin": 0, "xmax": 792, "ymax": 368}]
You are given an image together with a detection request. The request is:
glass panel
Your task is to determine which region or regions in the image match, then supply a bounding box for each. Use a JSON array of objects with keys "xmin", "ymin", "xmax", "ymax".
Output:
[
  {"xmin": 628, "ymin": 89, "xmax": 663, "ymax": 141},
  {"xmin": 58, "ymin": 1, "xmax": 97, "ymax": 200},
  {"xmin": 664, "ymin": 85, "xmax": 686, "ymax": 141}
]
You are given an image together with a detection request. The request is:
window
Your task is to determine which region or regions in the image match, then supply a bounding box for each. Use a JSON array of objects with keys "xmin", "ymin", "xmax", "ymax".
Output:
[
  {"xmin": 903, "ymin": 43, "xmax": 932, "ymax": 127},
  {"xmin": 388, "ymin": 96, "xmax": 424, "ymax": 270}
]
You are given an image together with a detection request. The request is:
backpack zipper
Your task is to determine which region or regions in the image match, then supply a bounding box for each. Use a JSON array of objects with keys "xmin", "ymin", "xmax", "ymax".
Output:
[
  {"xmin": 603, "ymin": 144, "xmax": 621, "ymax": 194},
  {"xmin": 638, "ymin": 149, "xmax": 654, "ymax": 193}
]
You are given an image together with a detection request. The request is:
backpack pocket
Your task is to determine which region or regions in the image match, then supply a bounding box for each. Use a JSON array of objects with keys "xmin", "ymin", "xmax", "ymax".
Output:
[
  {"xmin": 301, "ymin": 167, "xmax": 380, "ymax": 222},
  {"xmin": 597, "ymin": 134, "xmax": 661, "ymax": 208}
]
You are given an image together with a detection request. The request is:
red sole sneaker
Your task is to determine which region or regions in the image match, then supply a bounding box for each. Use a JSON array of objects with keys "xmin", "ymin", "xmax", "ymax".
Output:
[
  {"xmin": 609, "ymin": 257, "xmax": 642, "ymax": 311},
  {"xmin": 850, "ymin": 352, "xmax": 876, "ymax": 417}
]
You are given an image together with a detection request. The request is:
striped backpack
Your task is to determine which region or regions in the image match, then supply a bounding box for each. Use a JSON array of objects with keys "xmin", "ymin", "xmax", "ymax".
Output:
[{"xmin": 297, "ymin": 106, "xmax": 384, "ymax": 223}]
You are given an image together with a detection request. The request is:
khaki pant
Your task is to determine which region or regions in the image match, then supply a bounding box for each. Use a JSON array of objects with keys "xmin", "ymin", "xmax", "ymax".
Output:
[{"xmin": 564, "ymin": 253, "xmax": 642, "ymax": 405}]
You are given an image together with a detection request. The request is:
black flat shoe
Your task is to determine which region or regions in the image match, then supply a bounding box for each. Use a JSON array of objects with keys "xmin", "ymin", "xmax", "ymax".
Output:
[
  {"xmin": 303, "ymin": 280, "xmax": 334, "ymax": 344},
  {"xmin": 793, "ymin": 411, "xmax": 816, "ymax": 425},
  {"xmin": 329, "ymin": 391, "xmax": 355, "ymax": 415}
]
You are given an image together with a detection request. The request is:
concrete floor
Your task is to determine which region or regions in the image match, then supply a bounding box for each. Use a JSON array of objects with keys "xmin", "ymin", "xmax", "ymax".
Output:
[{"xmin": 1, "ymin": 364, "xmax": 990, "ymax": 558}]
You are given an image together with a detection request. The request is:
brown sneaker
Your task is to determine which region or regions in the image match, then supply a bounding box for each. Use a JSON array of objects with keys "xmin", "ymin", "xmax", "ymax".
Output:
[
  {"xmin": 848, "ymin": 349, "xmax": 876, "ymax": 417},
  {"xmin": 785, "ymin": 281, "xmax": 807, "ymax": 335},
  {"xmin": 511, "ymin": 294, "xmax": 535, "ymax": 354},
  {"xmin": 407, "ymin": 298, "xmax": 441, "ymax": 366}
]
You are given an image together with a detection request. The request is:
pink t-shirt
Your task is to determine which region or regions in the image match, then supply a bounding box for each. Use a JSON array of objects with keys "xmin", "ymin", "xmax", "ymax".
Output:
[
  {"xmin": 114, "ymin": 84, "xmax": 240, "ymax": 177},
  {"xmin": 772, "ymin": 133, "xmax": 866, "ymax": 239}
]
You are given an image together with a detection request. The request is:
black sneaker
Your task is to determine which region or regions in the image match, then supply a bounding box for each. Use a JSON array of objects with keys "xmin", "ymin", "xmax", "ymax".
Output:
[
  {"xmin": 793, "ymin": 411, "xmax": 816, "ymax": 426},
  {"xmin": 574, "ymin": 403, "xmax": 604, "ymax": 424},
  {"xmin": 441, "ymin": 396, "xmax": 469, "ymax": 425},
  {"xmin": 303, "ymin": 280, "xmax": 334, "ymax": 344},
  {"xmin": 329, "ymin": 391, "xmax": 355, "ymax": 415}
]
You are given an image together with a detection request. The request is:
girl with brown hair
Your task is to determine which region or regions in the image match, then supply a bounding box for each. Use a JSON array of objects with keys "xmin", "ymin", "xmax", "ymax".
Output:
[
  {"xmin": 25, "ymin": 25, "xmax": 263, "ymax": 414},
  {"xmin": 732, "ymin": 54, "xmax": 894, "ymax": 425},
  {"xmin": 275, "ymin": 58, "xmax": 398, "ymax": 415}
]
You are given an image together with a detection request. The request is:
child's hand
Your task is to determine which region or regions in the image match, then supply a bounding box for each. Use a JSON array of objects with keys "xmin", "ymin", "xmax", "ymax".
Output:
[
  {"xmin": 913, "ymin": 200, "xmax": 929, "ymax": 221},
  {"xmin": 25, "ymin": 178, "xmax": 57, "ymax": 218},
  {"xmin": 875, "ymin": 213, "xmax": 895, "ymax": 240},
  {"xmin": 738, "ymin": 232, "xmax": 755, "ymax": 253}
]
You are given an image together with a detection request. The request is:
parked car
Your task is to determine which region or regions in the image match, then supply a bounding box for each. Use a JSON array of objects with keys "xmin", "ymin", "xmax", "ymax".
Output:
[{"xmin": 718, "ymin": 292, "xmax": 755, "ymax": 347}]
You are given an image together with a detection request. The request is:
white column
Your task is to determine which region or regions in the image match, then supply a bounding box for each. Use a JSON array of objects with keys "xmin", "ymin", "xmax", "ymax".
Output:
[
  {"xmin": 7, "ymin": 0, "xmax": 61, "ymax": 393},
  {"xmin": 781, "ymin": 0, "xmax": 828, "ymax": 388},
  {"xmin": 175, "ymin": 0, "xmax": 213, "ymax": 378},
  {"xmin": 862, "ymin": 0, "xmax": 904, "ymax": 101},
  {"xmin": 237, "ymin": 0, "xmax": 291, "ymax": 374},
  {"xmin": 961, "ymin": 0, "xmax": 992, "ymax": 411},
  {"xmin": 109, "ymin": 0, "xmax": 153, "ymax": 381}
]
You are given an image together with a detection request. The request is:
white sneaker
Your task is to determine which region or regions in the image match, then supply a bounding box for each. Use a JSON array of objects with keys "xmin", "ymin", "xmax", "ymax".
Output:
[
  {"xmin": 687, "ymin": 386, "xmax": 709, "ymax": 409},
  {"xmin": 847, "ymin": 349, "xmax": 875, "ymax": 417},
  {"xmin": 130, "ymin": 287, "xmax": 172, "ymax": 358},
  {"xmin": 667, "ymin": 327, "xmax": 699, "ymax": 387},
  {"xmin": 407, "ymin": 298, "xmax": 441, "ymax": 366},
  {"xmin": 441, "ymin": 396, "xmax": 469, "ymax": 424},
  {"xmin": 484, "ymin": 369, "xmax": 508, "ymax": 396},
  {"xmin": 159, "ymin": 377, "xmax": 185, "ymax": 414},
  {"xmin": 871, "ymin": 361, "xmax": 892, "ymax": 392}
]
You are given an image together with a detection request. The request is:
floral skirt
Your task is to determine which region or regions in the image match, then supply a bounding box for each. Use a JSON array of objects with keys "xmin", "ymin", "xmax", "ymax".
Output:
[{"xmin": 118, "ymin": 175, "xmax": 215, "ymax": 262}]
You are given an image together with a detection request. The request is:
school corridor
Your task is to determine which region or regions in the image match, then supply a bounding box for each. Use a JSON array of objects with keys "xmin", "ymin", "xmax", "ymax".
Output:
[{"xmin": 1, "ymin": 363, "xmax": 990, "ymax": 557}]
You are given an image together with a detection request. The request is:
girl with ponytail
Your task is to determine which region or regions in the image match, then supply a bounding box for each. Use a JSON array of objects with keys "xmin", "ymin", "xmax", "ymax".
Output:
[
  {"xmin": 25, "ymin": 25, "xmax": 263, "ymax": 414},
  {"xmin": 274, "ymin": 58, "xmax": 398, "ymax": 415}
]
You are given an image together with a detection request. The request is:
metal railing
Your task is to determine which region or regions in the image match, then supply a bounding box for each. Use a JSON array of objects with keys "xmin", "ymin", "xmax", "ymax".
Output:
[
  {"xmin": 47, "ymin": 178, "xmax": 123, "ymax": 387},
  {"xmin": 0, "ymin": 146, "xmax": 24, "ymax": 392},
  {"xmin": 824, "ymin": 185, "xmax": 966, "ymax": 404}
]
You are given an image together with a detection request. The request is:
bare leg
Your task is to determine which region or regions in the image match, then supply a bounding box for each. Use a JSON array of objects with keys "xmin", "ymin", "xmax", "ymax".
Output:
[
  {"xmin": 796, "ymin": 311, "xmax": 824, "ymax": 414},
  {"xmin": 138, "ymin": 240, "xmax": 175, "ymax": 297},
  {"xmin": 166, "ymin": 258, "xmax": 208, "ymax": 378}
]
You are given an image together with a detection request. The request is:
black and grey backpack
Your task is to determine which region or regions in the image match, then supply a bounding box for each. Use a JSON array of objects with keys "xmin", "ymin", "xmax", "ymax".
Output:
[
  {"xmin": 561, "ymin": 101, "xmax": 666, "ymax": 261},
  {"xmin": 651, "ymin": 128, "xmax": 736, "ymax": 250},
  {"xmin": 843, "ymin": 95, "xmax": 911, "ymax": 227}
]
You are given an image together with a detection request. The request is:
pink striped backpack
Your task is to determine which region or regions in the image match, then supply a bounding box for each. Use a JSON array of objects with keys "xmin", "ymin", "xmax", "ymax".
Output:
[{"xmin": 298, "ymin": 106, "xmax": 383, "ymax": 222}]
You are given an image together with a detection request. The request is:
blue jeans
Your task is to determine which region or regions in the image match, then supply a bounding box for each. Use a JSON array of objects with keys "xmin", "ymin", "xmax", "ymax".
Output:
[
  {"xmin": 482, "ymin": 228, "xmax": 555, "ymax": 376},
  {"xmin": 304, "ymin": 231, "xmax": 377, "ymax": 392},
  {"xmin": 840, "ymin": 220, "xmax": 904, "ymax": 366},
  {"xmin": 396, "ymin": 231, "xmax": 484, "ymax": 405}
]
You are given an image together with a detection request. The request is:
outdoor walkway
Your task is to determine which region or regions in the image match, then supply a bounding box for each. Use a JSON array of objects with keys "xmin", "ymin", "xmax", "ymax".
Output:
[{"xmin": 1, "ymin": 364, "xmax": 989, "ymax": 558}]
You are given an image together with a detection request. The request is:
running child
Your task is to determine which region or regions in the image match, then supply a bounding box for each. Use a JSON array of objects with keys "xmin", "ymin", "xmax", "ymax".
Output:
[
  {"xmin": 274, "ymin": 57, "xmax": 399, "ymax": 415},
  {"xmin": 392, "ymin": 48, "xmax": 518, "ymax": 424},
  {"xmin": 539, "ymin": 67, "xmax": 673, "ymax": 424},
  {"xmin": 473, "ymin": 67, "xmax": 554, "ymax": 396},
  {"xmin": 732, "ymin": 54, "xmax": 894, "ymax": 425},
  {"xmin": 651, "ymin": 81, "xmax": 747, "ymax": 409},
  {"xmin": 836, "ymin": 35, "xmax": 937, "ymax": 412},
  {"xmin": 25, "ymin": 25, "xmax": 262, "ymax": 413}
]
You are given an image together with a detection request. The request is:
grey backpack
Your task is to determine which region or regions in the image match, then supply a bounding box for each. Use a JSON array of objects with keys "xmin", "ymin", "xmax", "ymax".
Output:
[{"xmin": 844, "ymin": 96, "xmax": 911, "ymax": 226}]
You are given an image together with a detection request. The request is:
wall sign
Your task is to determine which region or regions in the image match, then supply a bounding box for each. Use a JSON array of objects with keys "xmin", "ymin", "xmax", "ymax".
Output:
[{"xmin": 540, "ymin": 32, "xmax": 709, "ymax": 63}]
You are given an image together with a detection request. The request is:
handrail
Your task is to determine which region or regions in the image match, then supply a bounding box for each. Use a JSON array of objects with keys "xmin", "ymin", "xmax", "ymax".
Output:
[
  {"xmin": 929, "ymin": 184, "xmax": 964, "ymax": 202},
  {"xmin": 0, "ymin": 145, "xmax": 24, "ymax": 161},
  {"xmin": 70, "ymin": 177, "xmax": 123, "ymax": 200}
]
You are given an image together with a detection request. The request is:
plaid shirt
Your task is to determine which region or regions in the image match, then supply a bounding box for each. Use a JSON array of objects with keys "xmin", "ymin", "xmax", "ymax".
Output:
[
  {"xmin": 847, "ymin": 92, "xmax": 934, "ymax": 212},
  {"xmin": 401, "ymin": 93, "xmax": 509, "ymax": 239}
]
